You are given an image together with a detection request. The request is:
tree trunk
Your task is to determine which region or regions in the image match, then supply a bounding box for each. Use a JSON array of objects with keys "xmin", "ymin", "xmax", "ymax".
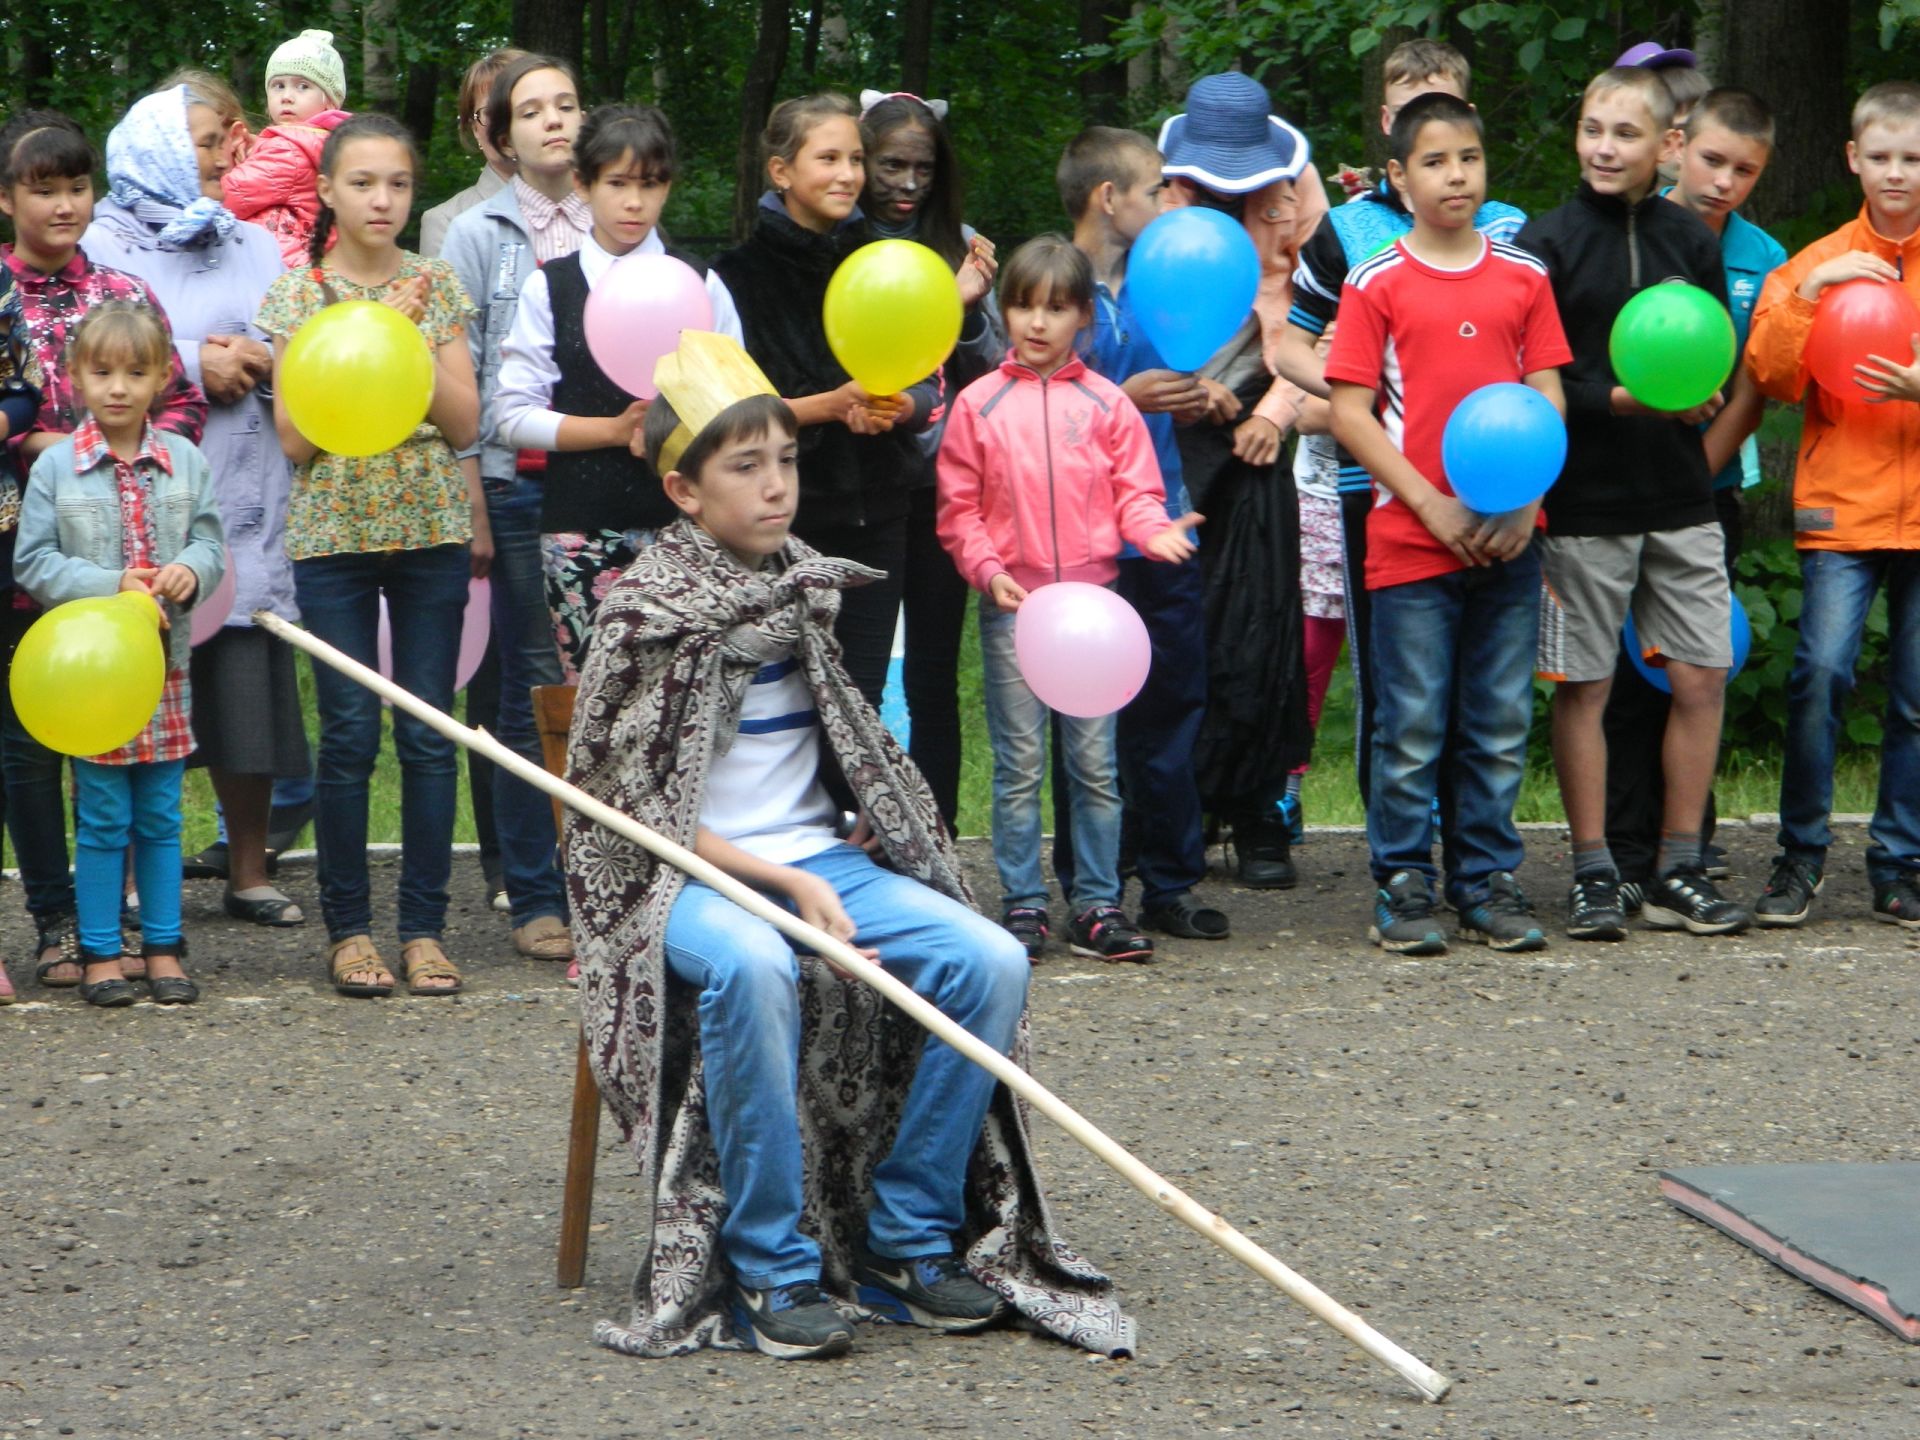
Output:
[
  {"xmin": 1718, "ymin": 0, "xmax": 1849, "ymax": 229},
  {"xmin": 900, "ymin": 0, "xmax": 933, "ymax": 96},
  {"xmin": 734, "ymin": 0, "xmax": 792, "ymax": 242},
  {"xmin": 589, "ymin": 0, "xmax": 611, "ymax": 98},
  {"xmin": 363, "ymin": 0, "xmax": 400, "ymax": 112},
  {"xmin": 802, "ymin": 0, "xmax": 824, "ymax": 81},
  {"xmin": 1079, "ymin": 0, "xmax": 1125, "ymax": 126},
  {"xmin": 513, "ymin": 0, "xmax": 588, "ymax": 73},
  {"xmin": 612, "ymin": 0, "xmax": 643, "ymax": 101},
  {"xmin": 403, "ymin": 61, "xmax": 442, "ymax": 150}
]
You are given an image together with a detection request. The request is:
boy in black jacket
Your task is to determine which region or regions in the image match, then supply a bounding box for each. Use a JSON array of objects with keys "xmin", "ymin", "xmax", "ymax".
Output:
[{"xmin": 1517, "ymin": 66, "xmax": 1753, "ymax": 942}]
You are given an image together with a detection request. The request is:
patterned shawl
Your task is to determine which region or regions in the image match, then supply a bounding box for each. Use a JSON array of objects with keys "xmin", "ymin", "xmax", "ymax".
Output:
[
  {"xmin": 565, "ymin": 517, "xmax": 1135, "ymax": 1357},
  {"xmin": 107, "ymin": 87, "xmax": 239, "ymax": 248}
]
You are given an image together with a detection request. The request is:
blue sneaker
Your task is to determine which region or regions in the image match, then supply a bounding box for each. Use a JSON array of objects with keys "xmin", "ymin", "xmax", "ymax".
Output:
[
  {"xmin": 730, "ymin": 1280, "xmax": 855, "ymax": 1359},
  {"xmin": 1455, "ymin": 872, "xmax": 1546, "ymax": 952},
  {"xmin": 1369, "ymin": 870, "xmax": 1447, "ymax": 955},
  {"xmin": 1277, "ymin": 791, "xmax": 1305, "ymax": 845},
  {"xmin": 853, "ymin": 1243, "xmax": 1005, "ymax": 1332}
]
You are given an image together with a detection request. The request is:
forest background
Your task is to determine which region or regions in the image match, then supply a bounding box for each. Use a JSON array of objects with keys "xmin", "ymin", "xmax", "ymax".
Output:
[{"xmin": 4, "ymin": 1, "xmax": 1913, "ymax": 831}]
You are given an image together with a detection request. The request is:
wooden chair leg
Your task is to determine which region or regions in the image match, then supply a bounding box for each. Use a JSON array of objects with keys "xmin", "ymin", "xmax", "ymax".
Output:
[{"xmin": 557, "ymin": 1026, "xmax": 602, "ymax": 1288}]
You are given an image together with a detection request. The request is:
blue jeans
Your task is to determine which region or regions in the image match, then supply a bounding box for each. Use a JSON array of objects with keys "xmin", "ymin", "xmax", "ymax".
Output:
[
  {"xmin": 1367, "ymin": 550, "xmax": 1541, "ymax": 905},
  {"xmin": 1778, "ymin": 549, "xmax": 1920, "ymax": 885},
  {"xmin": 483, "ymin": 473, "xmax": 567, "ymax": 925},
  {"xmin": 0, "ymin": 604, "xmax": 75, "ymax": 923},
  {"xmin": 74, "ymin": 758, "xmax": 185, "ymax": 956},
  {"xmin": 978, "ymin": 599, "xmax": 1122, "ymax": 913},
  {"xmin": 663, "ymin": 843, "xmax": 1029, "ymax": 1287},
  {"xmin": 294, "ymin": 544, "xmax": 470, "ymax": 943}
]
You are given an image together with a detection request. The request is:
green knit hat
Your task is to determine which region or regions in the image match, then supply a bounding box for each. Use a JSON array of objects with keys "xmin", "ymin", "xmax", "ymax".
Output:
[{"xmin": 266, "ymin": 28, "xmax": 346, "ymax": 109}]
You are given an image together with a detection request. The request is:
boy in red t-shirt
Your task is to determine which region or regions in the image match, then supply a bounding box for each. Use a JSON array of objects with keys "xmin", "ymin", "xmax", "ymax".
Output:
[{"xmin": 1326, "ymin": 92, "xmax": 1572, "ymax": 954}]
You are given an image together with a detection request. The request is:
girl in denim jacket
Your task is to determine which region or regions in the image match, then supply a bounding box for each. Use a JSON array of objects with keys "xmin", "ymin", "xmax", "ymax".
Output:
[{"xmin": 15, "ymin": 301, "xmax": 225, "ymax": 1005}]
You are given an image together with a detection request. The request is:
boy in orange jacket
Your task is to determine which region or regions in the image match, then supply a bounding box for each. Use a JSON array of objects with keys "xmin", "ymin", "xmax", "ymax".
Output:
[{"xmin": 1746, "ymin": 80, "xmax": 1920, "ymax": 930}]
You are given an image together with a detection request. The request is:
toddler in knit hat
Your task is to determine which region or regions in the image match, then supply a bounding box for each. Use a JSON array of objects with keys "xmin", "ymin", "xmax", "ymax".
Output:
[{"xmin": 222, "ymin": 28, "xmax": 353, "ymax": 267}]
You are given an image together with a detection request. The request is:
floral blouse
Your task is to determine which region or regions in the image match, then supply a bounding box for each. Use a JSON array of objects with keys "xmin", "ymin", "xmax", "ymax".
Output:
[{"xmin": 255, "ymin": 253, "xmax": 475, "ymax": 561}]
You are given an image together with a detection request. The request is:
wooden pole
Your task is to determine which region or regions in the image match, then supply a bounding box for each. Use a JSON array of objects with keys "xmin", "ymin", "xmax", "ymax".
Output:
[{"xmin": 255, "ymin": 610, "xmax": 1454, "ymax": 1403}]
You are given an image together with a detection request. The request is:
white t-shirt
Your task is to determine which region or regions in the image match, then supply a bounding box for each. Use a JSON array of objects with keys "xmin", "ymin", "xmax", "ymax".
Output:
[{"xmin": 699, "ymin": 651, "xmax": 840, "ymax": 865}]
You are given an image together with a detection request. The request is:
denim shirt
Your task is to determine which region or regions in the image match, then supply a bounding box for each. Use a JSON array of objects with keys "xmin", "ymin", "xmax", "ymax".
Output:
[
  {"xmin": 440, "ymin": 185, "xmax": 537, "ymax": 483},
  {"xmin": 16, "ymin": 428, "xmax": 226, "ymax": 671}
]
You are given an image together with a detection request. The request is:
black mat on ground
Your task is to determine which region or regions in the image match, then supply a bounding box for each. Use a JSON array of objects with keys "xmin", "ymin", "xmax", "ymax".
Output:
[{"xmin": 1661, "ymin": 1163, "xmax": 1920, "ymax": 1342}]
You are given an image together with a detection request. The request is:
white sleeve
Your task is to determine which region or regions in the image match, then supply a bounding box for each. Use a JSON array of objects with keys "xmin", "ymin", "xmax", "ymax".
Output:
[
  {"xmin": 706, "ymin": 270, "xmax": 745, "ymax": 345},
  {"xmin": 491, "ymin": 268, "xmax": 565, "ymax": 452}
]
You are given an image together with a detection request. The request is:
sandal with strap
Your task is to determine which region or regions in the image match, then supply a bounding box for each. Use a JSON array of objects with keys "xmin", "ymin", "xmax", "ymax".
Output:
[
  {"xmin": 77, "ymin": 951, "xmax": 138, "ymax": 1008},
  {"xmin": 328, "ymin": 934, "xmax": 394, "ymax": 998},
  {"xmin": 142, "ymin": 938, "xmax": 199, "ymax": 1006},
  {"xmin": 511, "ymin": 914, "xmax": 574, "ymax": 961},
  {"xmin": 34, "ymin": 917, "xmax": 81, "ymax": 988},
  {"xmin": 400, "ymin": 938, "xmax": 463, "ymax": 997}
]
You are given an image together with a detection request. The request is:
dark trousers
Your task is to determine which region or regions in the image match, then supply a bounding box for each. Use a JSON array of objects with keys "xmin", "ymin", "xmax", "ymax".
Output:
[
  {"xmin": 464, "ymin": 636, "xmax": 502, "ymax": 885},
  {"xmin": 794, "ymin": 514, "xmax": 908, "ymax": 714},
  {"xmin": 1052, "ymin": 554, "xmax": 1210, "ymax": 909},
  {"xmin": 901, "ymin": 486, "xmax": 968, "ymax": 829},
  {"xmin": 1339, "ymin": 487, "xmax": 1379, "ymax": 806},
  {"xmin": 0, "ymin": 603, "xmax": 75, "ymax": 923},
  {"xmin": 1603, "ymin": 487, "xmax": 1742, "ymax": 881}
]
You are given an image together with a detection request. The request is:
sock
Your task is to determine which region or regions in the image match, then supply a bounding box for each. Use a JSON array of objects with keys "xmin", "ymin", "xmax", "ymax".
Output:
[
  {"xmin": 1572, "ymin": 839, "xmax": 1616, "ymax": 879},
  {"xmin": 1657, "ymin": 831, "xmax": 1702, "ymax": 878}
]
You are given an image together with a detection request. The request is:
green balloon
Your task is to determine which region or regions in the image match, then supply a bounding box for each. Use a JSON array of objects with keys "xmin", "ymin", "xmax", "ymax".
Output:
[{"xmin": 1608, "ymin": 282, "xmax": 1737, "ymax": 412}]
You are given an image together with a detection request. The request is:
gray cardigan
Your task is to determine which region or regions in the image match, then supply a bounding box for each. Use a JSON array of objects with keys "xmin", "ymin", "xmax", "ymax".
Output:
[
  {"xmin": 439, "ymin": 183, "xmax": 537, "ymax": 483},
  {"xmin": 17, "ymin": 430, "xmax": 227, "ymax": 672}
]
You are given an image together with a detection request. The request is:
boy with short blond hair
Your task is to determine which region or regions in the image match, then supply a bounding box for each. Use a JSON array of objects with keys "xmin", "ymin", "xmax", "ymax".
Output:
[
  {"xmin": 1746, "ymin": 80, "xmax": 1920, "ymax": 931},
  {"xmin": 1517, "ymin": 67, "xmax": 1751, "ymax": 941}
]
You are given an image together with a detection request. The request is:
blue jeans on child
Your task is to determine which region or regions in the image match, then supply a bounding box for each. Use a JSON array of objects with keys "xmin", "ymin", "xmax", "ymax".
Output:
[
  {"xmin": 979, "ymin": 600, "xmax": 1122, "ymax": 913},
  {"xmin": 663, "ymin": 842, "xmax": 1030, "ymax": 1288},
  {"xmin": 1367, "ymin": 550, "xmax": 1541, "ymax": 905},
  {"xmin": 483, "ymin": 472, "xmax": 568, "ymax": 926},
  {"xmin": 74, "ymin": 758, "xmax": 185, "ymax": 956},
  {"xmin": 1777, "ymin": 549, "xmax": 1920, "ymax": 886},
  {"xmin": 294, "ymin": 544, "xmax": 470, "ymax": 943}
]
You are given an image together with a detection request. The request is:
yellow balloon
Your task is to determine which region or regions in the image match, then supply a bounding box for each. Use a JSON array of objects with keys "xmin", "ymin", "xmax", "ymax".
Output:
[
  {"xmin": 281, "ymin": 300, "xmax": 435, "ymax": 457},
  {"xmin": 823, "ymin": 239, "xmax": 963, "ymax": 396},
  {"xmin": 10, "ymin": 593, "xmax": 166, "ymax": 757}
]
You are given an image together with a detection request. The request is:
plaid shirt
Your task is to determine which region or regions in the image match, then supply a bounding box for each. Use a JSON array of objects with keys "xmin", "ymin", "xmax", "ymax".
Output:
[
  {"xmin": 70, "ymin": 417, "xmax": 194, "ymax": 766},
  {"xmin": 4, "ymin": 248, "xmax": 206, "ymax": 443}
]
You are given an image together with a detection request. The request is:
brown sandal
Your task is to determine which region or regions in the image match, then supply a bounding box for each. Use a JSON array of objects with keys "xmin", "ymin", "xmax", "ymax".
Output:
[
  {"xmin": 511, "ymin": 914, "xmax": 574, "ymax": 961},
  {"xmin": 400, "ymin": 938, "xmax": 463, "ymax": 997},
  {"xmin": 328, "ymin": 934, "xmax": 394, "ymax": 998}
]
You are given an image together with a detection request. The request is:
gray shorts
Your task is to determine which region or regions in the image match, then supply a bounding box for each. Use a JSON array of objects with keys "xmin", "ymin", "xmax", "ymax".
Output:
[{"xmin": 1536, "ymin": 524, "xmax": 1732, "ymax": 683}]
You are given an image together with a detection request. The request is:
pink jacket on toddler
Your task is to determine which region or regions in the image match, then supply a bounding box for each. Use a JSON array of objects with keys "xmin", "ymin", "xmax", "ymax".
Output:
[
  {"xmin": 221, "ymin": 110, "xmax": 350, "ymax": 268},
  {"xmin": 936, "ymin": 351, "xmax": 1170, "ymax": 595}
]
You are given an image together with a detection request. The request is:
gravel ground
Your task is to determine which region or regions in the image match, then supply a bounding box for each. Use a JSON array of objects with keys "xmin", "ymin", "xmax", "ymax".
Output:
[{"xmin": 5, "ymin": 822, "xmax": 1920, "ymax": 1440}]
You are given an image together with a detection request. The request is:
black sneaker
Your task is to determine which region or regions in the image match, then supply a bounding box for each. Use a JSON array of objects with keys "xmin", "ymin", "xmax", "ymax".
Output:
[
  {"xmin": 852, "ymin": 1243, "xmax": 1005, "ymax": 1332},
  {"xmin": 1616, "ymin": 879, "xmax": 1646, "ymax": 916},
  {"xmin": 1234, "ymin": 812, "xmax": 1297, "ymax": 889},
  {"xmin": 1068, "ymin": 905, "xmax": 1154, "ymax": 962},
  {"xmin": 1370, "ymin": 870, "xmax": 1447, "ymax": 955},
  {"xmin": 1455, "ymin": 872, "xmax": 1546, "ymax": 952},
  {"xmin": 1002, "ymin": 906, "xmax": 1049, "ymax": 960},
  {"xmin": 1754, "ymin": 855, "xmax": 1823, "ymax": 928},
  {"xmin": 1139, "ymin": 892, "xmax": 1230, "ymax": 940},
  {"xmin": 1641, "ymin": 867, "xmax": 1753, "ymax": 936},
  {"xmin": 1872, "ymin": 875, "xmax": 1920, "ymax": 930},
  {"xmin": 1566, "ymin": 872, "xmax": 1628, "ymax": 941},
  {"xmin": 730, "ymin": 1280, "xmax": 855, "ymax": 1360},
  {"xmin": 1702, "ymin": 843, "xmax": 1734, "ymax": 880}
]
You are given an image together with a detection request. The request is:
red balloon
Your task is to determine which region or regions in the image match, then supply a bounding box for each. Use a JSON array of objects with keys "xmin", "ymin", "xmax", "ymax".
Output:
[{"xmin": 1804, "ymin": 278, "xmax": 1920, "ymax": 402}]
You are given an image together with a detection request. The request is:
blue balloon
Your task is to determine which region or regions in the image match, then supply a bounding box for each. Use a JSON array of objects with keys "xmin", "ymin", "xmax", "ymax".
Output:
[
  {"xmin": 1624, "ymin": 596, "xmax": 1751, "ymax": 694},
  {"xmin": 1126, "ymin": 209, "xmax": 1261, "ymax": 371},
  {"xmin": 1440, "ymin": 382, "xmax": 1567, "ymax": 514}
]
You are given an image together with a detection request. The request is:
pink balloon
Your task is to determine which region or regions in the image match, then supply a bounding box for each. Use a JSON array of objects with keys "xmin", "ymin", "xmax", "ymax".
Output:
[
  {"xmin": 375, "ymin": 578, "xmax": 491, "ymax": 703},
  {"xmin": 188, "ymin": 564, "xmax": 236, "ymax": 647},
  {"xmin": 1012, "ymin": 581, "xmax": 1151, "ymax": 718},
  {"xmin": 583, "ymin": 253, "xmax": 714, "ymax": 399}
]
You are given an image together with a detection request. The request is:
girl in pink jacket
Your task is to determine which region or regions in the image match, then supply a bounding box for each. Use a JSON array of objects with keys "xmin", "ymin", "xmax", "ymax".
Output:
[
  {"xmin": 937, "ymin": 235, "xmax": 1199, "ymax": 965},
  {"xmin": 220, "ymin": 29, "xmax": 351, "ymax": 268}
]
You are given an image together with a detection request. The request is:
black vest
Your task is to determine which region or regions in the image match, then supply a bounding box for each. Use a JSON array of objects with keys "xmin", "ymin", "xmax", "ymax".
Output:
[{"xmin": 540, "ymin": 249, "xmax": 706, "ymax": 535}]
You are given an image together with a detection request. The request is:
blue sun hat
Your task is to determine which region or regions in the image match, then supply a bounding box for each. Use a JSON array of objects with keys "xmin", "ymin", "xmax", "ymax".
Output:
[{"xmin": 1157, "ymin": 72, "xmax": 1310, "ymax": 196}]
